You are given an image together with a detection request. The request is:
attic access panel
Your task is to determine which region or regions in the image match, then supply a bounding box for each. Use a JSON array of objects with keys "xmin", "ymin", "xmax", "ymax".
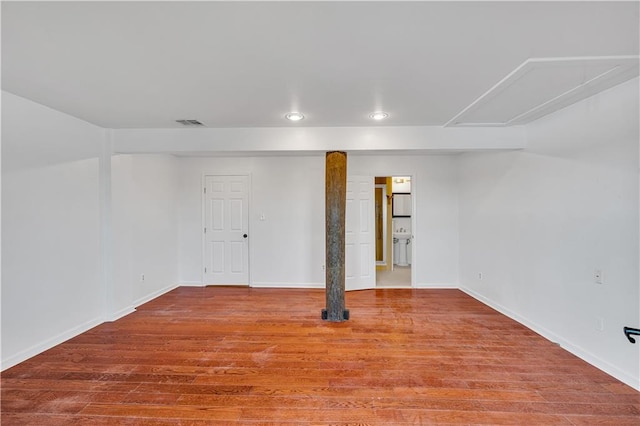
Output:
[{"xmin": 446, "ymin": 56, "xmax": 639, "ymax": 127}]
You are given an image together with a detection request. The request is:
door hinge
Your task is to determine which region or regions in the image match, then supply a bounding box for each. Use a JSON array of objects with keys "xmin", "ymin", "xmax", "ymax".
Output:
[
  {"xmin": 204, "ymin": 187, "xmax": 207, "ymax": 194},
  {"xmin": 204, "ymin": 267, "xmax": 207, "ymax": 273},
  {"xmin": 204, "ymin": 227, "xmax": 207, "ymax": 233}
]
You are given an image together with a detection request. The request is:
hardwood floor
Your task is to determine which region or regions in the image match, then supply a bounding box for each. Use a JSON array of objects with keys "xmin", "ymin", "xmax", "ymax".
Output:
[{"xmin": 2, "ymin": 287, "xmax": 638, "ymax": 425}]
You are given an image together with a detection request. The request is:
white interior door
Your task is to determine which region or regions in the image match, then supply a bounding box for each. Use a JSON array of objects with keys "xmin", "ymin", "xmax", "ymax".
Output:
[
  {"xmin": 203, "ymin": 175, "xmax": 249, "ymax": 285},
  {"xmin": 345, "ymin": 175, "xmax": 375, "ymax": 291}
]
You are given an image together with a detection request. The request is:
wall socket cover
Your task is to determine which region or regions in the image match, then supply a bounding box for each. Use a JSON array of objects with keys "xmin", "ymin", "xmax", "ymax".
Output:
[{"xmin": 594, "ymin": 270, "xmax": 603, "ymax": 284}]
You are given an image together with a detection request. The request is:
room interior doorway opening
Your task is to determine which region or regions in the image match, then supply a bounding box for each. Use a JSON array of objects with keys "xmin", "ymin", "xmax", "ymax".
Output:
[{"xmin": 375, "ymin": 176, "xmax": 412, "ymax": 288}]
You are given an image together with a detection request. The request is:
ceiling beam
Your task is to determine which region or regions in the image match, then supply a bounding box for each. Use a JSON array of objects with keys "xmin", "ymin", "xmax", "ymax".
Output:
[{"xmin": 113, "ymin": 126, "xmax": 526, "ymax": 155}]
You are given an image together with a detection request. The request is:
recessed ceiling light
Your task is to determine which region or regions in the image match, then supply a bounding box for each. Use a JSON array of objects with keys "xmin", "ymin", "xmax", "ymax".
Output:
[
  {"xmin": 285, "ymin": 112, "xmax": 304, "ymax": 122},
  {"xmin": 369, "ymin": 111, "xmax": 389, "ymax": 121}
]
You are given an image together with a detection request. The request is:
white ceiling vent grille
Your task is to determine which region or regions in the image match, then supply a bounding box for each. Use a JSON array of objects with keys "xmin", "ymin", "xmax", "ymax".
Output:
[
  {"xmin": 446, "ymin": 56, "xmax": 639, "ymax": 127},
  {"xmin": 176, "ymin": 119, "xmax": 205, "ymax": 127}
]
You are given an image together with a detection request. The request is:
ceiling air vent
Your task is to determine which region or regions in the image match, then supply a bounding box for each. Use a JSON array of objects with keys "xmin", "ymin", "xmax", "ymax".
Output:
[{"xmin": 176, "ymin": 119, "xmax": 205, "ymax": 126}]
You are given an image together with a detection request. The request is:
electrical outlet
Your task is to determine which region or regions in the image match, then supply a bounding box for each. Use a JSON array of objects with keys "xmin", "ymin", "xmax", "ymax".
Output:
[
  {"xmin": 140, "ymin": 274, "xmax": 145, "ymax": 282},
  {"xmin": 594, "ymin": 270, "xmax": 603, "ymax": 285},
  {"xmin": 322, "ymin": 264, "xmax": 325, "ymax": 270},
  {"xmin": 478, "ymin": 272, "xmax": 483, "ymax": 280},
  {"xmin": 596, "ymin": 317, "xmax": 604, "ymax": 331}
]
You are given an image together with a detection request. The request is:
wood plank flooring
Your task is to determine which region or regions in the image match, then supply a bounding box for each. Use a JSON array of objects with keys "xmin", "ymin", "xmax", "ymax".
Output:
[{"xmin": 2, "ymin": 287, "xmax": 639, "ymax": 425}]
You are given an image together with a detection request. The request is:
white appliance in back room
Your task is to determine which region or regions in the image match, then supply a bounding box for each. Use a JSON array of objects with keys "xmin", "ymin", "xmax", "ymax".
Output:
[{"xmin": 393, "ymin": 218, "xmax": 412, "ymax": 266}]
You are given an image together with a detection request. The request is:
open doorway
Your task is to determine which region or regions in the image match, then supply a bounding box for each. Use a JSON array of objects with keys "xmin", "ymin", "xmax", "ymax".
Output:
[{"xmin": 375, "ymin": 176, "xmax": 412, "ymax": 288}]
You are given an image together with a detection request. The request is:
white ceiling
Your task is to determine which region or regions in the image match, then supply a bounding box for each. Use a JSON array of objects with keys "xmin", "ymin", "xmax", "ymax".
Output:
[{"xmin": 2, "ymin": 1, "xmax": 638, "ymax": 129}]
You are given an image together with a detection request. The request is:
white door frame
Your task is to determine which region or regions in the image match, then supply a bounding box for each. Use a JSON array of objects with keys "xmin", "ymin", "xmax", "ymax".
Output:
[{"xmin": 201, "ymin": 173, "xmax": 251, "ymax": 286}]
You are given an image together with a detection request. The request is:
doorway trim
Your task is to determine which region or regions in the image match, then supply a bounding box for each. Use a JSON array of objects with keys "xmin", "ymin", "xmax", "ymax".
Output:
[{"xmin": 375, "ymin": 183, "xmax": 388, "ymax": 267}]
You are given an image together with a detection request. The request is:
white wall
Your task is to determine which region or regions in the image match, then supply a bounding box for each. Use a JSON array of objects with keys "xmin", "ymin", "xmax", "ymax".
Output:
[
  {"xmin": 458, "ymin": 78, "xmax": 640, "ymax": 389},
  {"xmin": 1, "ymin": 92, "xmax": 104, "ymax": 369},
  {"xmin": 392, "ymin": 177, "xmax": 411, "ymax": 193},
  {"xmin": 110, "ymin": 154, "xmax": 134, "ymax": 317},
  {"xmin": 178, "ymin": 155, "xmax": 326, "ymax": 287},
  {"xmin": 112, "ymin": 154, "xmax": 179, "ymax": 312},
  {"xmin": 1, "ymin": 93, "xmax": 182, "ymax": 369},
  {"xmin": 177, "ymin": 154, "xmax": 459, "ymax": 288}
]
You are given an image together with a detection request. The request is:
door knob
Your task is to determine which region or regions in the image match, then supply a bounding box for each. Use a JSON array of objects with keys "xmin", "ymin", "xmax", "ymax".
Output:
[{"xmin": 243, "ymin": 234, "xmax": 248, "ymax": 238}]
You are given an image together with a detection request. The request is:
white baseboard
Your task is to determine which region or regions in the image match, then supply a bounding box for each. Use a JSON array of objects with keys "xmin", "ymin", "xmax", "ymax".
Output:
[
  {"xmin": 2, "ymin": 284, "xmax": 180, "ymax": 372},
  {"xmin": 133, "ymin": 283, "xmax": 180, "ymax": 308},
  {"xmin": 414, "ymin": 282, "xmax": 458, "ymax": 289},
  {"xmin": 105, "ymin": 305, "xmax": 135, "ymax": 322},
  {"xmin": 460, "ymin": 286, "xmax": 639, "ymax": 391},
  {"xmin": 251, "ymin": 282, "xmax": 325, "ymax": 289},
  {"xmin": 251, "ymin": 283, "xmax": 459, "ymax": 290},
  {"xmin": 179, "ymin": 281, "xmax": 204, "ymax": 287},
  {"xmin": 560, "ymin": 335, "xmax": 639, "ymax": 391},
  {"xmin": 1, "ymin": 316, "xmax": 104, "ymax": 371}
]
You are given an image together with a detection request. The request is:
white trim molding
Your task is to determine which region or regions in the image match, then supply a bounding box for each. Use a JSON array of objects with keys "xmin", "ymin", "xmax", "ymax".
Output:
[
  {"xmin": 1, "ymin": 316, "xmax": 104, "ymax": 371},
  {"xmin": 461, "ymin": 286, "xmax": 639, "ymax": 391}
]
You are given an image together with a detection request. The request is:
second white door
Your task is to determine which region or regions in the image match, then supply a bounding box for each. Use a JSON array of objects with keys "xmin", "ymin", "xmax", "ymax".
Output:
[{"xmin": 345, "ymin": 175, "xmax": 375, "ymax": 291}]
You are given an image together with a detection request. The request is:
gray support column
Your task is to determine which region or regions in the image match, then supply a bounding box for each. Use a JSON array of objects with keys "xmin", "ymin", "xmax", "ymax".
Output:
[{"xmin": 322, "ymin": 151, "xmax": 349, "ymax": 322}]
